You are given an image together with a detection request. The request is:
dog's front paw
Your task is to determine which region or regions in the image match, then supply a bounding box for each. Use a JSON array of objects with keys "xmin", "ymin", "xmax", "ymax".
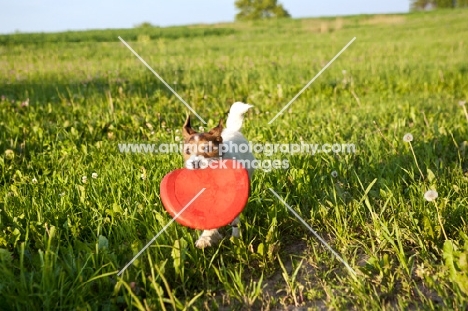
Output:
[
  {"xmin": 195, "ymin": 236, "xmax": 213, "ymax": 249},
  {"xmin": 185, "ymin": 155, "xmax": 210, "ymax": 170},
  {"xmin": 195, "ymin": 230, "xmax": 223, "ymax": 249}
]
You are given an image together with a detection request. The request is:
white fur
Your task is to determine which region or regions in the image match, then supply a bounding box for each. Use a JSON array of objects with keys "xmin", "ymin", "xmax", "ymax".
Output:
[
  {"xmin": 225, "ymin": 102, "xmax": 254, "ymax": 132},
  {"xmin": 194, "ymin": 102, "xmax": 254, "ymax": 248},
  {"xmin": 222, "ymin": 102, "xmax": 255, "ymax": 179}
]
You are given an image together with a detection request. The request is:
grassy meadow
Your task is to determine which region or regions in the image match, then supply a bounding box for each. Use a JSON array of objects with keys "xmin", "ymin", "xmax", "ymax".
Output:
[{"xmin": 1, "ymin": 8, "xmax": 468, "ymax": 310}]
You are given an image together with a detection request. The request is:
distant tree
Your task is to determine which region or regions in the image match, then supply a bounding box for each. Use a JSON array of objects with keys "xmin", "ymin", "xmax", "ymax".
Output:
[
  {"xmin": 235, "ymin": 0, "xmax": 291, "ymax": 21},
  {"xmin": 436, "ymin": 0, "xmax": 456, "ymax": 7},
  {"xmin": 410, "ymin": 0, "xmax": 431, "ymax": 10},
  {"xmin": 134, "ymin": 22, "xmax": 155, "ymax": 28}
]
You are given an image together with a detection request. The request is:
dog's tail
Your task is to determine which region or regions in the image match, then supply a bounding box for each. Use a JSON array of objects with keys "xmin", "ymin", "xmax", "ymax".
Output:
[{"xmin": 225, "ymin": 102, "xmax": 253, "ymax": 132}]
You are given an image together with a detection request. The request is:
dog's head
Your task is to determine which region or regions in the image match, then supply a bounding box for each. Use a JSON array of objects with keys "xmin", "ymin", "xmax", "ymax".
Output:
[{"xmin": 182, "ymin": 115, "xmax": 223, "ymax": 164}]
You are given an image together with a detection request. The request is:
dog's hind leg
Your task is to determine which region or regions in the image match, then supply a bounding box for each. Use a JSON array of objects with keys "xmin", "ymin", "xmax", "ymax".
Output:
[{"xmin": 231, "ymin": 216, "xmax": 240, "ymax": 238}]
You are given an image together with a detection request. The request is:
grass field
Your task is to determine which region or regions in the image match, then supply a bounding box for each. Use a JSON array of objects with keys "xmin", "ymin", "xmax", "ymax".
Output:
[{"xmin": 1, "ymin": 8, "xmax": 468, "ymax": 310}]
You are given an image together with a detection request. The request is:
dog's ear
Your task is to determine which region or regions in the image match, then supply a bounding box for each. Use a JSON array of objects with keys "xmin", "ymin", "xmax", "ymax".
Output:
[
  {"xmin": 183, "ymin": 114, "xmax": 197, "ymax": 139},
  {"xmin": 208, "ymin": 119, "xmax": 223, "ymax": 142}
]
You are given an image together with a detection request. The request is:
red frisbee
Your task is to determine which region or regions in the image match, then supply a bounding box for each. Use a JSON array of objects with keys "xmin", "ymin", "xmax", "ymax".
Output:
[{"xmin": 160, "ymin": 159, "xmax": 250, "ymax": 230}]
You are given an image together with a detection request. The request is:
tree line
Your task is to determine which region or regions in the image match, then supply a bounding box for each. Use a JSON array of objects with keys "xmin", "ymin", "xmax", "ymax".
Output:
[
  {"xmin": 410, "ymin": 0, "xmax": 468, "ymax": 10},
  {"xmin": 234, "ymin": 0, "xmax": 468, "ymax": 21}
]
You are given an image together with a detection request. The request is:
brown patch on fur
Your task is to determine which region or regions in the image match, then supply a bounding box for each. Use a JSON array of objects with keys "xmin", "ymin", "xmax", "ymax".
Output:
[
  {"xmin": 182, "ymin": 115, "xmax": 224, "ymax": 162},
  {"xmin": 182, "ymin": 115, "xmax": 197, "ymax": 140}
]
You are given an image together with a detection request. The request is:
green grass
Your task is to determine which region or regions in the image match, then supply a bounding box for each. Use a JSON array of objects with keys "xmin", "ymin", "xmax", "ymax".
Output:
[{"xmin": 1, "ymin": 8, "xmax": 468, "ymax": 310}]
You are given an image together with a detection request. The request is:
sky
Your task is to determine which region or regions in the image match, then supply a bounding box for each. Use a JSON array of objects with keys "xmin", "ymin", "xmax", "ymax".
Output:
[{"xmin": 0, "ymin": 0, "xmax": 410, "ymax": 34}]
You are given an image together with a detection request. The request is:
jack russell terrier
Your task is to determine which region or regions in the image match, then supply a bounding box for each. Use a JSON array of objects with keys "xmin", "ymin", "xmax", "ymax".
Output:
[{"xmin": 182, "ymin": 102, "xmax": 254, "ymax": 248}]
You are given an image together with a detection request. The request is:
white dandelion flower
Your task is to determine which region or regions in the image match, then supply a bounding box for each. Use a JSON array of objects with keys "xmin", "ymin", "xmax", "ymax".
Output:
[
  {"xmin": 21, "ymin": 98, "xmax": 29, "ymax": 107},
  {"xmin": 458, "ymin": 100, "xmax": 466, "ymax": 107},
  {"xmin": 424, "ymin": 190, "xmax": 438, "ymax": 202},
  {"xmin": 198, "ymin": 126, "xmax": 204, "ymax": 132},
  {"xmin": 81, "ymin": 176, "xmax": 88, "ymax": 183},
  {"xmin": 92, "ymin": 172, "xmax": 98, "ymax": 179},
  {"xmin": 403, "ymin": 133, "xmax": 413, "ymax": 142},
  {"xmin": 175, "ymin": 136, "xmax": 181, "ymax": 141},
  {"xmin": 59, "ymin": 192, "xmax": 65, "ymax": 197},
  {"xmin": 140, "ymin": 173, "xmax": 146, "ymax": 180},
  {"xmin": 331, "ymin": 171, "xmax": 338, "ymax": 178},
  {"xmin": 32, "ymin": 177, "xmax": 38, "ymax": 184}
]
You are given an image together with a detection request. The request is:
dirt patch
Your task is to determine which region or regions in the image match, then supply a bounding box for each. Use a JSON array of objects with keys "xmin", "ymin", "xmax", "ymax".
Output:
[
  {"xmin": 302, "ymin": 18, "xmax": 345, "ymax": 34},
  {"xmin": 361, "ymin": 15, "xmax": 406, "ymax": 26},
  {"xmin": 263, "ymin": 240, "xmax": 329, "ymax": 310}
]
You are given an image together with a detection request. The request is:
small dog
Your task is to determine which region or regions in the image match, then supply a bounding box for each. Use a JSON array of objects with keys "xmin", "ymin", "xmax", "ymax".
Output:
[{"xmin": 182, "ymin": 102, "xmax": 255, "ymax": 248}]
